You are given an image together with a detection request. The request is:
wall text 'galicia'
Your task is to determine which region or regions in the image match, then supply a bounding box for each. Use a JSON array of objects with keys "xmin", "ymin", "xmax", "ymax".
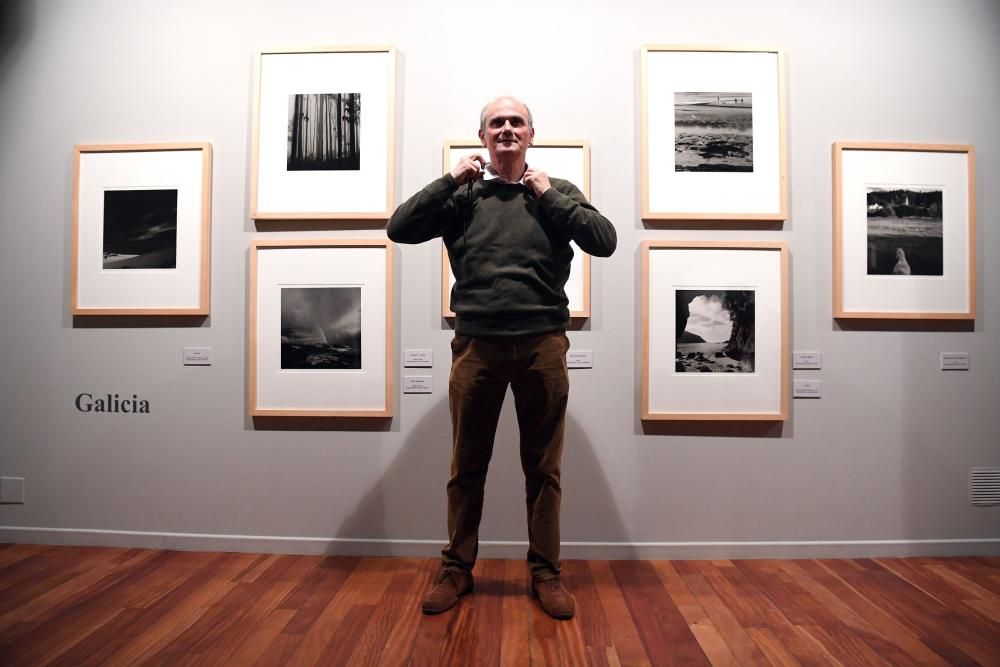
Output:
[{"xmin": 75, "ymin": 393, "xmax": 150, "ymax": 414}]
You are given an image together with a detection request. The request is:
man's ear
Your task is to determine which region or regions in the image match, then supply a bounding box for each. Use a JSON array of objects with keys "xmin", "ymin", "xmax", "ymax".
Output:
[
  {"xmin": 479, "ymin": 128, "xmax": 486, "ymax": 146},
  {"xmin": 528, "ymin": 127, "xmax": 535, "ymax": 146}
]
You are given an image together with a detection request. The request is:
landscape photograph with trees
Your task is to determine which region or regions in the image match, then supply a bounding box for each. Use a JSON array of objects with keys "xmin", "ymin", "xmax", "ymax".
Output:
[
  {"xmin": 674, "ymin": 289, "xmax": 756, "ymax": 373},
  {"xmin": 287, "ymin": 92, "xmax": 361, "ymax": 171},
  {"xmin": 865, "ymin": 186, "xmax": 943, "ymax": 276}
]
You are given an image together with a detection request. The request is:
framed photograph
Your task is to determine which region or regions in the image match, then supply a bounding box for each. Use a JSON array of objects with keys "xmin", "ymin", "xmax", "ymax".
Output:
[
  {"xmin": 641, "ymin": 45, "xmax": 787, "ymax": 221},
  {"xmin": 250, "ymin": 46, "xmax": 396, "ymax": 221},
  {"xmin": 642, "ymin": 241, "xmax": 789, "ymax": 421},
  {"xmin": 249, "ymin": 239, "xmax": 393, "ymax": 417},
  {"xmin": 440, "ymin": 140, "xmax": 592, "ymax": 318},
  {"xmin": 833, "ymin": 142, "xmax": 975, "ymax": 319},
  {"xmin": 72, "ymin": 143, "xmax": 212, "ymax": 316}
]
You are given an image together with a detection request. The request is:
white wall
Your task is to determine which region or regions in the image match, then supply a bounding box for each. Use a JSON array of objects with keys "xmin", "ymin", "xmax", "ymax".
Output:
[{"xmin": 1, "ymin": 0, "xmax": 997, "ymax": 558}]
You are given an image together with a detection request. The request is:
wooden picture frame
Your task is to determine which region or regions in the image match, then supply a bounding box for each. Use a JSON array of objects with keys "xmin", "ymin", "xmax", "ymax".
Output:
[
  {"xmin": 641, "ymin": 45, "xmax": 787, "ymax": 222},
  {"xmin": 72, "ymin": 142, "xmax": 212, "ymax": 316},
  {"xmin": 641, "ymin": 240, "xmax": 789, "ymax": 421},
  {"xmin": 439, "ymin": 140, "xmax": 592, "ymax": 318},
  {"xmin": 250, "ymin": 46, "xmax": 396, "ymax": 221},
  {"xmin": 833, "ymin": 142, "xmax": 975, "ymax": 319},
  {"xmin": 249, "ymin": 239, "xmax": 393, "ymax": 417}
]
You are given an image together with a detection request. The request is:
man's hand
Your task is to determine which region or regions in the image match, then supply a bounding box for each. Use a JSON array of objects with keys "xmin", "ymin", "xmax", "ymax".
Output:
[
  {"xmin": 450, "ymin": 154, "xmax": 486, "ymax": 185},
  {"xmin": 523, "ymin": 167, "xmax": 551, "ymax": 198}
]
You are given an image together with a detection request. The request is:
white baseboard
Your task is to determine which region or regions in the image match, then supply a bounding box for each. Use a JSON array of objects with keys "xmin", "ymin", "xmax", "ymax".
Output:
[{"xmin": 2, "ymin": 526, "xmax": 999, "ymax": 559}]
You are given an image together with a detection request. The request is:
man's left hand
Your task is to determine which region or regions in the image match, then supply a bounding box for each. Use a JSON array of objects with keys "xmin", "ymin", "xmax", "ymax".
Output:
[{"xmin": 523, "ymin": 167, "xmax": 551, "ymax": 198}]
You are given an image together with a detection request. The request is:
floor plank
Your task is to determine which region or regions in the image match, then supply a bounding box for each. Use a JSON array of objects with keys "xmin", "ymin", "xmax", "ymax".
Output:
[
  {"xmin": 374, "ymin": 557, "xmax": 438, "ymax": 666},
  {"xmin": 779, "ymin": 558, "xmax": 944, "ymax": 665},
  {"xmin": 680, "ymin": 568, "xmax": 771, "ymax": 666},
  {"xmin": 590, "ymin": 560, "xmax": 651, "ymax": 666},
  {"xmin": 611, "ymin": 560, "xmax": 710, "ymax": 666},
  {"xmin": 498, "ymin": 558, "xmax": 531, "ymax": 666},
  {"xmin": 0, "ymin": 546, "xmax": 997, "ymax": 666}
]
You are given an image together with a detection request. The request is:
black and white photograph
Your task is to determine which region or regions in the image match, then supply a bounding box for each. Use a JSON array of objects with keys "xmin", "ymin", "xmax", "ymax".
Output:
[
  {"xmin": 280, "ymin": 287, "xmax": 362, "ymax": 370},
  {"xmin": 674, "ymin": 92, "xmax": 753, "ymax": 172},
  {"xmin": 101, "ymin": 188, "xmax": 178, "ymax": 270},
  {"xmin": 675, "ymin": 289, "xmax": 755, "ymax": 373},
  {"xmin": 287, "ymin": 93, "xmax": 361, "ymax": 171},
  {"xmin": 866, "ymin": 187, "xmax": 943, "ymax": 276}
]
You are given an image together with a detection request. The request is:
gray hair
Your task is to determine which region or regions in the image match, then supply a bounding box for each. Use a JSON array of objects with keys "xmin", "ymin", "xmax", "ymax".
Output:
[{"xmin": 479, "ymin": 97, "xmax": 533, "ymax": 132}]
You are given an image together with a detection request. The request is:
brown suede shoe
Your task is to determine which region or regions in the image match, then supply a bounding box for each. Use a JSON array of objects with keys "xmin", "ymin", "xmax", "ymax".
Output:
[
  {"xmin": 421, "ymin": 568, "xmax": 474, "ymax": 615},
  {"xmin": 531, "ymin": 577, "xmax": 576, "ymax": 620}
]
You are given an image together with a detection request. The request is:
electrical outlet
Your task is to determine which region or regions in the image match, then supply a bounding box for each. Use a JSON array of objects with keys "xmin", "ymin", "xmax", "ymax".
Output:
[{"xmin": 0, "ymin": 477, "xmax": 25, "ymax": 504}]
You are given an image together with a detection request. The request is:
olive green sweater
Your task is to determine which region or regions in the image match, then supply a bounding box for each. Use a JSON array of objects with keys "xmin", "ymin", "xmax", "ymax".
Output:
[{"xmin": 387, "ymin": 173, "xmax": 616, "ymax": 336}]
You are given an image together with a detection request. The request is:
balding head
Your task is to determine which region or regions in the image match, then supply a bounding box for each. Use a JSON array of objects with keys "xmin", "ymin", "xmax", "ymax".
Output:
[{"xmin": 480, "ymin": 96, "xmax": 533, "ymax": 132}]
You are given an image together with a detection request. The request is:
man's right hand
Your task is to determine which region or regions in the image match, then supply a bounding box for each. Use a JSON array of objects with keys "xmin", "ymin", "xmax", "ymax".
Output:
[{"xmin": 450, "ymin": 154, "xmax": 486, "ymax": 185}]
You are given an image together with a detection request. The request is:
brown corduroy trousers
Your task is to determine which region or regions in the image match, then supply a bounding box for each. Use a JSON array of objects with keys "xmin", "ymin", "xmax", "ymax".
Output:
[{"xmin": 441, "ymin": 331, "xmax": 570, "ymax": 581}]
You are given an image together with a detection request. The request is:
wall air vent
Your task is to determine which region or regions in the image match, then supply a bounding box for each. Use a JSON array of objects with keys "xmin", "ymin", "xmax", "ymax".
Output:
[{"xmin": 970, "ymin": 467, "xmax": 1000, "ymax": 506}]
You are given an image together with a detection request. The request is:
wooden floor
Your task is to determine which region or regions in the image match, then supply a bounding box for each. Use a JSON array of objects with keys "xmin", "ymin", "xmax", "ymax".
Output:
[{"xmin": 0, "ymin": 545, "xmax": 998, "ymax": 666}]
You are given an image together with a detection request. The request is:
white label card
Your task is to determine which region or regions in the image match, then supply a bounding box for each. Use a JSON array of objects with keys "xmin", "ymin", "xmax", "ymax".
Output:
[
  {"xmin": 567, "ymin": 350, "xmax": 593, "ymax": 369},
  {"xmin": 403, "ymin": 376, "xmax": 433, "ymax": 393},
  {"xmin": 793, "ymin": 352, "xmax": 823, "ymax": 370},
  {"xmin": 793, "ymin": 380, "xmax": 823, "ymax": 398},
  {"xmin": 183, "ymin": 347, "xmax": 211, "ymax": 366},
  {"xmin": 940, "ymin": 352, "xmax": 969, "ymax": 371},
  {"xmin": 404, "ymin": 349, "xmax": 433, "ymax": 367}
]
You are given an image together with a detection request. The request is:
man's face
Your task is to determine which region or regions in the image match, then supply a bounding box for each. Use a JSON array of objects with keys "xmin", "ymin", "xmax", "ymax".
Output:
[{"xmin": 478, "ymin": 98, "xmax": 534, "ymax": 164}]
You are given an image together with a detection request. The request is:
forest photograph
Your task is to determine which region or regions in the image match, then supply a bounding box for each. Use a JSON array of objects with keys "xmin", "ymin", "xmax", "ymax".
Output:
[
  {"xmin": 102, "ymin": 188, "xmax": 178, "ymax": 270},
  {"xmin": 287, "ymin": 93, "xmax": 361, "ymax": 171},
  {"xmin": 674, "ymin": 289, "xmax": 756, "ymax": 373}
]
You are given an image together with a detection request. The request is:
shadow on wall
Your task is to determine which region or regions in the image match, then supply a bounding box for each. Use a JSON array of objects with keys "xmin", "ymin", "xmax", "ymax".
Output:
[
  {"xmin": 334, "ymin": 391, "xmax": 629, "ymax": 556},
  {"xmin": 0, "ymin": 0, "xmax": 32, "ymax": 86}
]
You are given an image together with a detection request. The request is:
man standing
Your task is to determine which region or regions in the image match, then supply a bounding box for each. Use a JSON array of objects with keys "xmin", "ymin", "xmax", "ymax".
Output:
[{"xmin": 387, "ymin": 97, "xmax": 616, "ymax": 619}]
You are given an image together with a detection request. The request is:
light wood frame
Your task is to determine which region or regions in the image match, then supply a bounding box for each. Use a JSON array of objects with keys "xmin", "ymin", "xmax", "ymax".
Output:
[
  {"xmin": 248, "ymin": 239, "xmax": 393, "ymax": 418},
  {"xmin": 71, "ymin": 142, "xmax": 212, "ymax": 316},
  {"xmin": 250, "ymin": 46, "xmax": 396, "ymax": 221},
  {"xmin": 833, "ymin": 142, "xmax": 975, "ymax": 320},
  {"xmin": 641, "ymin": 240, "xmax": 789, "ymax": 421},
  {"xmin": 640, "ymin": 45, "xmax": 788, "ymax": 222},
  {"xmin": 439, "ymin": 139, "xmax": 592, "ymax": 318}
]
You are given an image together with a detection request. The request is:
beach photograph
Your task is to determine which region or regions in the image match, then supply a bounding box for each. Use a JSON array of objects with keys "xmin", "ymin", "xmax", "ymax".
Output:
[
  {"xmin": 866, "ymin": 187, "xmax": 943, "ymax": 276},
  {"xmin": 287, "ymin": 92, "xmax": 361, "ymax": 171},
  {"xmin": 101, "ymin": 188, "xmax": 178, "ymax": 270},
  {"xmin": 280, "ymin": 287, "xmax": 362, "ymax": 370},
  {"xmin": 674, "ymin": 92, "xmax": 753, "ymax": 172},
  {"xmin": 675, "ymin": 289, "xmax": 756, "ymax": 373}
]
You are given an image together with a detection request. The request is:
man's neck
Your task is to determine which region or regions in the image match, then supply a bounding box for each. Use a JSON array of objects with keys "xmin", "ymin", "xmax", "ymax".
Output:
[{"xmin": 488, "ymin": 156, "xmax": 526, "ymax": 183}]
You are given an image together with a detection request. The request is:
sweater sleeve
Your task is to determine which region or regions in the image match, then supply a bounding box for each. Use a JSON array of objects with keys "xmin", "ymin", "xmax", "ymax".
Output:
[
  {"xmin": 538, "ymin": 182, "xmax": 617, "ymax": 257},
  {"xmin": 386, "ymin": 174, "xmax": 461, "ymax": 244}
]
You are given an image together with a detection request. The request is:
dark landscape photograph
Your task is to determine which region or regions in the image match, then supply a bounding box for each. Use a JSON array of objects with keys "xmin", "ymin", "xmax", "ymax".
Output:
[
  {"xmin": 674, "ymin": 92, "xmax": 753, "ymax": 172},
  {"xmin": 102, "ymin": 189, "xmax": 178, "ymax": 270},
  {"xmin": 281, "ymin": 287, "xmax": 362, "ymax": 370},
  {"xmin": 866, "ymin": 187, "xmax": 943, "ymax": 276},
  {"xmin": 675, "ymin": 289, "xmax": 755, "ymax": 373},
  {"xmin": 287, "ymin": 92, "xmax": 361, "ymax": 171}
]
